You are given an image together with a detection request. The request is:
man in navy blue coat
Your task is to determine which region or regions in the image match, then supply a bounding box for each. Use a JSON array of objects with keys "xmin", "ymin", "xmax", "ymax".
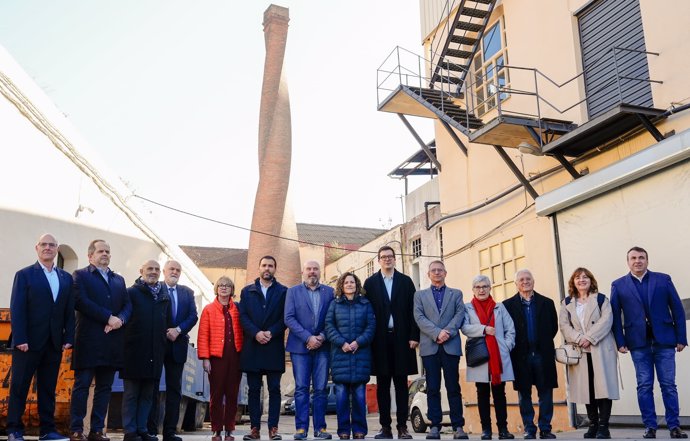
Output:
[
  {"xmin": 6, "ymin": 233, "xmax": 75, "ymax": 441},
  {"xmin": 239, "ymin": 256, "xmax": 288, "ymax": 441},
  {"xmin": 70, "ymin": 240, "xmax": 132, "ymax": 441},
  {"xmin": 611, "ymin": 246, "xmax": 688, "ymax": 439},
  {"xmin": 284, "ymin": 260, "xmax": 334, "ymax": 440},
  {"xmin": 148, "ymin": 260, "xmax": 198, "ymax": 441}
]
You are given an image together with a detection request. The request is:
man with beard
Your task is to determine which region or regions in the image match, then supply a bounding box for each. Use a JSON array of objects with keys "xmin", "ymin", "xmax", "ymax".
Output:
[
  {"xmin": 239, "ymin": 256, "xmax": 288, "ymax": 441},
  {"xmin": 70, "ymin": 240, "xmax": 131, "ymax": 441},
  {"xmin": 147, "ymin": 260, "xmax": 198, "ymax": 441},
  {"xmin": 6, "ymin": 234, "xmax": 74, "ymax": 441},
  {"xmin": 284, "ymin": 261, "xmax": 335, "ymax": 440},
  {"xmin": 122, "ymin": 260, "xmax": 170, "ymax": 441}
]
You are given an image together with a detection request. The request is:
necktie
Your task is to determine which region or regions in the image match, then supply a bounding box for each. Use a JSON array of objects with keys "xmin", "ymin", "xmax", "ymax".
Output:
[{"xmin": 169, "ymin": 287, "xmax": 177, "ymax": 323}]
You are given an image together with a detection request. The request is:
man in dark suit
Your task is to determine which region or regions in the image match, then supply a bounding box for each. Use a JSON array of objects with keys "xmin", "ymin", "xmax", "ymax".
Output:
[
  {"xmin": 239, "ymin": 256, "xmax": 288, "ymax": 441},
  {"xmin": 413, "ymin": 260, "xmax": 467, "ymax": 440},
  {"xmin": 148, "ymin": 260, "xmax": 198, "ymax": 441},
  {"xmin": 503, "ymin": 269, "xmax": 558, "ymax": 440},
  {"xmin": 70, "ymin": 240, "xmax": 132, "ymax": 441},
  {"xmin": 284, "ymin": 260, "xmax": 335, "ymax": 440},
  {"xmin": 364, "ymin": 246, "xmax": 419, "ymax": 440},
  {"xmin": 7, "ymin": 233, "xmax": 75, "ymax": 441},
  {"xmin": 611, "ymin": 246, "xmax": 687, "ymax": 439}
]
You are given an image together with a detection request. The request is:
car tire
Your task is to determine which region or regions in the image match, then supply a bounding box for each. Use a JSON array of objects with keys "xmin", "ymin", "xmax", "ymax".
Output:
[{"xmin": 411, "ymin": 408, "xmax": 427, "ymax": 433}]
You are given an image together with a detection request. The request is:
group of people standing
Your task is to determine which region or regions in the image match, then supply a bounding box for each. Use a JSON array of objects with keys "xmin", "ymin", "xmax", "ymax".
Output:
[
  {"xmin": 7, "ymin": 235, "xmax": 198, "ymax": 441},
  {"xmin": 7, "ymin": 234, "xmax": 688, "ymax": 441}
]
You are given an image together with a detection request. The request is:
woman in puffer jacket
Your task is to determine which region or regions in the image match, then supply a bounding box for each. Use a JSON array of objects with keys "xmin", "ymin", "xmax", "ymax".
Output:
[
  {"xmin": 197, "ymin": 277, "xmax": 244, "ymax": 441},
  {"xmin": 325, "ymin": 272, "xmax": 376, "ymax": 440}
]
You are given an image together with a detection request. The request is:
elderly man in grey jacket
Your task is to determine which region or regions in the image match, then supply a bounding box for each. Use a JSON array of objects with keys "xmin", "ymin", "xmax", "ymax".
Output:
[{"xmin": 413, "ymin": 260, "xmax": 467, "ymax": 440}]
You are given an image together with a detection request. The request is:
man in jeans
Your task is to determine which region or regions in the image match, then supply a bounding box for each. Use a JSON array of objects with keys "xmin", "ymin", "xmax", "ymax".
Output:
[
  {"xmin": 284, "ymin": 261, "xmax": 335, "ymax": 440},
  {"xmin": 413, "ymin": 261, "xmax": 467, "ymax": 440}
]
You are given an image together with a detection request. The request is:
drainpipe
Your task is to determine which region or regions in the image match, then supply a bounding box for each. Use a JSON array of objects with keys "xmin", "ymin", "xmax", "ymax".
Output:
[{"xmin": 552, "ymin": 213, "xmax": 577, "ymax": 428}]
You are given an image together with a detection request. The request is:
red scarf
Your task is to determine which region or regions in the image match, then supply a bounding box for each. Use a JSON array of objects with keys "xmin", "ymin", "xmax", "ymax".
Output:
[{"xmin": 471, "ymin": 296, "xmax": 502, "ymax": 385}]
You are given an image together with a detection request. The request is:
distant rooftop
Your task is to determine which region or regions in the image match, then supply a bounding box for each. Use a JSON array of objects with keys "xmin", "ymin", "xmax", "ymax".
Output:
[{"xmin": 181, "ymin": 223, "xmax": 387, "ymax": 269}]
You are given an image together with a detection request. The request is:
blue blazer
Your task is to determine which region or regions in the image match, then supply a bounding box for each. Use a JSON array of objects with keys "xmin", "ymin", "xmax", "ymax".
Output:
[
  {"xmin": 284, "ymin": 283, "xmax": 334, "ymax": 354},
  {"xmin": 239, "ymin": 278, "xmax": 287, "ymax": 373},
  {"xmin": 611, "ymin": 271, "xmax": 688, "ymax": 350},
  {"xmin": 72, "ymin": 264, "xmax": 132, "ymax": 369},
  {"xmin": 166, "ymin": 284, "xmax": 199, "ymax": 364},
  {"xmin": 10, "ymin": 262, "xmax": 75, "ymax": 352}
]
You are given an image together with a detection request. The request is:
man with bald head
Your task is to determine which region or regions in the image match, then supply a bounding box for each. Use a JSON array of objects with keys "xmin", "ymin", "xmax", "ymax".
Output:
[
  {"xmin": 502, "ymin": 269, "xmax": 558, "ymax": 440},
  {"xmin": 284, "ymin": 260, "xmax": 335, "ymax": 440},
  {"xmin": 7, "ymin": 234, "xmax": 75, "ymax": 441},
  {"xmin": 123, "ymin": 260, "xmax": 170, "ymax": 441},
  {"xmin": 148, "ymin": 260, "xmax": 198, "ymax": 441}
]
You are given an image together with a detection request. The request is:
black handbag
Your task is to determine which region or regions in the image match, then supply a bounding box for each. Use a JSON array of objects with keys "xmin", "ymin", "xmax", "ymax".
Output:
[{"xmin": 465, "ymin": 336, "xmax": 490, "ymax": 367}]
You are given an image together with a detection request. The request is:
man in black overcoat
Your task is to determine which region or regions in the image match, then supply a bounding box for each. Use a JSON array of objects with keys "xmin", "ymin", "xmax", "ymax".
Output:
[
  {"xmin": 364, "ymin": 246, "xmax": 419, "ymax": 439},
  {"xmin": 502, "ymin": 269, "xmax": 558, "ymax": 440},
  {"xmin": 239, "ymin": 256, "xmax": 288, "ymax": 441}
]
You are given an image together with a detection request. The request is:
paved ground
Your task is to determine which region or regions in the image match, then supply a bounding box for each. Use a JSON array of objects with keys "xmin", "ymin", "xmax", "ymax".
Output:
[{"xmin": 88, "ymin": 415, "xmax": 671, "ymax": 441}]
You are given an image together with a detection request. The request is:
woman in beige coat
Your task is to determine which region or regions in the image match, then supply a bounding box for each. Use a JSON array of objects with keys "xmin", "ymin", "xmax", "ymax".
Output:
[{"xmin": 559, "ymin": 268, "xmax": 619, "ymax": 439}]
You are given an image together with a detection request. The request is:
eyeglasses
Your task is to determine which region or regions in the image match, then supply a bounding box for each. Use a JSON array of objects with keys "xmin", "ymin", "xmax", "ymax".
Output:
[
  {"xmin": 38, "ymin": 242, "xmax": 58, "ymax": 248},
  {"xmin": 217, "ymin": 284, "xmax": 233, "ymax": 289},
  {"xmin": 379, "ymin": 255, "xmax": 395, "ymax": 260},
  {"xmin": 473, "ymin": 285, "xmax": 491, "ymax": 290}
]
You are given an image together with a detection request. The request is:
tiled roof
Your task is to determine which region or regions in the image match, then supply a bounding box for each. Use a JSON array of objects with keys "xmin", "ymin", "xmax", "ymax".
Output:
[
  {"xmin": 296, "ymin": 223, "xmax": 386, "ymax": 246},
  {"xmin": 180, "ymin": 223, "xmax": 387, "ymax": 269},
  {"xmin": 179, "ymin": 246, "xmax": 248, "ymax": 269}
]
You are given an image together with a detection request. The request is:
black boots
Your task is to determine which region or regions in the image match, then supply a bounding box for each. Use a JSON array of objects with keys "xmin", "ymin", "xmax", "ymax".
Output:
[
  {"xmin": 595, "ymin": 399, "xmax": 612, "ymax": 439},
  {"xmin": 584, "ymin": 403, "xmax": 598, "ymax": 439}
]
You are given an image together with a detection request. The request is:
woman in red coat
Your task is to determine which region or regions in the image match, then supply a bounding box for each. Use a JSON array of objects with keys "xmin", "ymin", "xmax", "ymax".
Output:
[{"xmin": 198, "ymin": 277, "xmax": 244, "ymax": 441}]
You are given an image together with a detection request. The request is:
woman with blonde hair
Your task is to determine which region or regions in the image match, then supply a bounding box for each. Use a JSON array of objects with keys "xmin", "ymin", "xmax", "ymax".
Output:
[
  {"xmin": 198, "ymin": 277, "xmax": 244, "ymax": 441},
  {"xmin": 559, "ymin": 268, "xmax": 619, "ymax": 439}
]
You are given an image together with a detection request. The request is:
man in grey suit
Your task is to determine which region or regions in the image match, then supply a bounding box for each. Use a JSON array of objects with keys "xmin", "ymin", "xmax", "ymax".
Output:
[{"xmin": 413, "ymin": 261, "xmax": 467, "ymax": 440}]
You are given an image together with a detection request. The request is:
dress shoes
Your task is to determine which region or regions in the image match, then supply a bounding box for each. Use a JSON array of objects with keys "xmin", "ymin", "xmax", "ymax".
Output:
[
  {"xmin": 539, "ymin": 431, "xmax": 556, "ymax": 439},
  {"xmin": 70, "ymin": 432, "xmax": 86, "ymax": 441},
  {"xmin": 88, "ymin": 432, "xmax": 111, "ymax": 441},
  {"xmin": 353, "ymin": 434, "xmax": 365, "ymax": 440},
  {"xmin": 338, "ymin": 434, "xmax": 350, "ymax": 440},
  {"xmin": 671, "ymin": 428, "xmax": 688, "ymax": 439},
  {"xmin": 211, "ymin": 431, "xmax": 223, "ymax": 441},
  {"xmin": 498, "ymin": 432, "xmax": 515, "ymax": 440},
  {"xmin": 163, "ymin": 434, "xmax": 182, "ymax": 441},
  {"xmin": 643, "ymin": 428, "xmax": 656, "ymax": 439},
  {"xmin": 270, "ymin": 427, "xmax": 282, "ymax": 440},
  {"xmin": 481, "ymin": 430, "xmax": 492, "ymax": 440},
  {"xmin": 374, "ymin": 428, "xmax": 393, "ymax": 439},
  {"xmin": 225, "ymin": 432, "xmax": 235, "ymax": 441},
  {"xmin": 243, "ymin": 428, "xmax": 260, "ymax": 441},
  {"xmin": 397, "ymin": 428, "xmax": 413, "ymax": 440},
  {"xmin": 523, "ymin": 432, "xmax": 536, "ymax": 440}
]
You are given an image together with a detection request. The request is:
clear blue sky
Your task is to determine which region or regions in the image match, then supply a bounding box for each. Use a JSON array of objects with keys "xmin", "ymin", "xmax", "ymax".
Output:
[{"xmin": 0, "ymin": 1, "xmax": 434, "ymax": 247}]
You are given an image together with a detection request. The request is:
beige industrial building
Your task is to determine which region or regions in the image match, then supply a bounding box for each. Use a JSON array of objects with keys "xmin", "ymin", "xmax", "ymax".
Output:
[{"xmin": 373, "ymin": 0, "xmax": 690, "ymax": 432}]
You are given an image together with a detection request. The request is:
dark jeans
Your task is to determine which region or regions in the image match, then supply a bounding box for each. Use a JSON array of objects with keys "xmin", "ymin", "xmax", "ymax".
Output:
[
  {"xmin": 630, "ymin": 343, "xmax": 679, "ymax": 429},
  {"xmin": 122, "ymin": 379, "xmax": 157, "ymax": 435},
  {"xmin": 246, "ymin": 371, "xmax": 282, "ymax": 429},
  {"xmin": 376, "ymin": 331, "xmax": 409, "ymax": 430},
  {"xmin": 292, "ymin": 351, "xmax": 329, "ymax": 433},
  {"xmin": 517, "ymin": 353, "xmax": 553, "ymax": 434},
  {"xmin": 6, "ymin": 346, "xmax": 62, "ymax": 435},
  {"xmin": 335, "ymin": 382, "xmax": 367, "ymax": 436},
  {"xmin": 476, "ymin": 382, "xmax": 508, "ymax": 432},
  {"xmin": 147, "ymin": 360, "xmax": 184, "ymax": 436},
  {"xmin": 422, "ymin": 346, "xmax": 464, "ymax": 430},
  {"xmin": 70, "ymin": 366, "xmax": 117, "ymax": 433}
]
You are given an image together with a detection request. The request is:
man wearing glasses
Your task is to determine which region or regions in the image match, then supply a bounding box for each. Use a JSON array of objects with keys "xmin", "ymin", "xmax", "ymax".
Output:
[
  {"xmin": 364, "ymin": 246, "xmax": 419, "ymax": 440},
  {"xmin": 7, "ymin": 234, "xmax": 75, "ymax": 441}
]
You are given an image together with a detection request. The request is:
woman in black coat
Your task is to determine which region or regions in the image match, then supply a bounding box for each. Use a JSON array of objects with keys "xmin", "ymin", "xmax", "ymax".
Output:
[{"xmin": 326, "ymin": 272, "xmax": 375, "ymax": 440}]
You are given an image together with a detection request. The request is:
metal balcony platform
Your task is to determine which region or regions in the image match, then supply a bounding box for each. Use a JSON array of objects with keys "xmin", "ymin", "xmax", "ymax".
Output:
[
  {"xmin": 542, "ymin": 103, "xmax": 667, "ymax": 157},
  {"xmin": 468, "ymin": 114, "xmax": 577, "ymax": 149}
]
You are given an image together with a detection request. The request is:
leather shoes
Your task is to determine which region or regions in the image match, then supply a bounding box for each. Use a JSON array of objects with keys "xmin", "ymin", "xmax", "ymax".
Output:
[
  {"xmin": 643, "ymin": 428, "xmax": 656, "ymax": 439},
  {"xmin": 88, "ymin": 433, "xmax": 111, "ymax": 441},
  {"xmin": 481, "ymin": 431, "xmax": 492, "ymax": 440},
  {"xmin": 397, "ymin": 428, "xmax": 412, "ymax": 440},
  {"xmin": 163, "ymin": 435, "xmax": 182, "ymax": 441},
  {"xmin": 539, "ymin": 432, "xmax": 556, "ymax": 440},
  {"xmin": 243, "ymin": 428, "xmax": 260, "ymax": 441},
  {"xmin": 338, "ymin": 434, "xmax": 350, "ymax": 440},
  {"xmin": 524, "ymin": 433, "xmax": 536, "ymax": 440},
  {"xmin": 70, "ymin": 433, "xmax": 86, "ymax": 441},
  {"xmin": 671, "ymin": 428, "xmax": 688, "ymax": 439},
  {"xmin": 375, "ymin": 428, "xmax": 393, "ymax": 439},
  {"xmin": 498, "ymin": 432, "xmax": 515, "ymax": 440},
  {"xmin": 353, "ymin": 434, "xmax": 365, "ymax": 440},
  {"xmin": 270, "ymin": 428, "xmax": 282, "ymax": 441}
]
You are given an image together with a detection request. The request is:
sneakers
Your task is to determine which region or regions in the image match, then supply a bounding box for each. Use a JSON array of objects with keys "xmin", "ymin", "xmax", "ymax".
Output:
[
  {"xmin": 294, "ymin": 430, "xmax": 307, "ymax": 441},
  {"xmin": 270, "ymin": 428, "xmax": 282, "ymax": 441},
  {"xmin": 40, "ymin": 433, "xmax": 69, "ymax": 441},
  {"xmin": 454, "ymin": 428, "xmax": 469, "ymax": 440},
  {"xmin": 427, "ymin": 427, "xmax": 441, "ymax": 440},
  {"xmin": 314, "ymin": 429, "xmax": 333, "ymax": 440},
  {"xmin": 243, "ymin": 428, "xmax": 260, "ymax": 441},
  {"xmin": 8, "ymin": 433, "xmax": 25, "ymax": 441},
  {"xmin": 671, "ymin": 428, "xmax": 688, "ymax": 439}
]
